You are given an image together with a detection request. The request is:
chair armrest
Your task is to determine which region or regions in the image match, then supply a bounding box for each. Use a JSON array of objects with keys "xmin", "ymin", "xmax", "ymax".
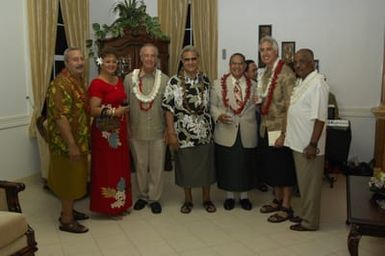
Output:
[{"xmin": 0, "ymin": 180, "xmax": 25, "ymax": 213}]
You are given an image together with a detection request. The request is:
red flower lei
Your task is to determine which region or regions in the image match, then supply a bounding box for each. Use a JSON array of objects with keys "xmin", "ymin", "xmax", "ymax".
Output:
[
  {"xmin": 138, "ymin": 77, "xmax": 154, "ymax": 112},
  {"xmin": 260, "ymin": 60, "xmax": 285, "ymax": 115},
  {"xmin": 220, "ymin": 73, "xmax": 251, "ymax": 115}
]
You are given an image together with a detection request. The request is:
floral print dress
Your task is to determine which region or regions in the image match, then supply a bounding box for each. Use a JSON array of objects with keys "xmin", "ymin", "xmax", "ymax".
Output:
[
  {"xmin": 162, "ymin": 73, "xmax": 213, "ymax": 148},
  {"xmin": 88, "ymin": 78, "xmax": 132, "ymax": 215}
]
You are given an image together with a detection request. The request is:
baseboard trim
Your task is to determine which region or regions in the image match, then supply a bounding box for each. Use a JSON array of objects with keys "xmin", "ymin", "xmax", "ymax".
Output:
[
  {"xmin": 339, "ymin": 107, "xmax": 374, "ymax": 118},
  {"xmin": 0, "ymin": 114, "xmax": 30, "ymax": 130}
]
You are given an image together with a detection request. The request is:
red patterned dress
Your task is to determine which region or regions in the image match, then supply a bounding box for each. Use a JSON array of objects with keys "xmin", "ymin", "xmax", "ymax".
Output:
[{"xmin": 88, "ymin": 78, "xmax": 132, "ymax": 215}]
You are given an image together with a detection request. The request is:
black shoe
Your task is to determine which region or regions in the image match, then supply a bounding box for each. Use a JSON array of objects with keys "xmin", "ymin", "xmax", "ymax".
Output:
[
  {"xmin": 149, "ymin": 202, "xmax": 162, "ymax": 214},
  {"xmin": 239, "ymin": 199, "xmax": 253, "ymax": 210},
  {"xmin": 73, "ymin": 210, "xmax": 89, "ymax": 220},
  {"xmin": 133, "ymin": 199, "xmax": 148, "ymax": 210},
  {"xmin": 257, "ymin": 183, "xmax": 268, "ymax": 192},
  {"xmin": 223, "ymin": 198, "xmax": 235, "ymax": 210}
]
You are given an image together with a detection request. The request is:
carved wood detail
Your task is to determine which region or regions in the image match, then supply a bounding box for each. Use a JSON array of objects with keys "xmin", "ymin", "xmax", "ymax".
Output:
[{"xmin": 97, "ymin": 29, "xmax": 170, "ymax": 77}]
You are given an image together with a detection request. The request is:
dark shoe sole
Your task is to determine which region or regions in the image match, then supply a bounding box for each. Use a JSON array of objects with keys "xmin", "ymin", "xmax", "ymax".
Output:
[
  {"xmin": 133, "ymin": 199, "xmax": 148, "ymax": 210},
  {"xmin": 290, "ymin": 224, "xmax": 317, "ymax": 231},
  {"xmin": 59, "ymin": 220, "xmax": 88, "ymax": 233},
  {"xmin": 239, "ymin": 199, "xmax": 253, "ymax": 211},
  {"xmin": 224, "ymin": 199, "xmax": 235, "ymax": 210},
  {"xmin": 150, "ymin": 202, "xmax": 162, "ymax": 214}
]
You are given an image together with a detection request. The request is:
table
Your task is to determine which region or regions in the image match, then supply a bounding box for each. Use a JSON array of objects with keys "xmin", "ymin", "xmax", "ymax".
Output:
[{"xmin": 346, "ymin": 176, "xmax": 385, "ymax": 255}]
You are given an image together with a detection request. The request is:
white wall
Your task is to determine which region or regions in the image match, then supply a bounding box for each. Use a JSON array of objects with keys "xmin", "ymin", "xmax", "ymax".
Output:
[
  {"xmin": 1, "ymin": 0, "xmax": 383, "ymax": 180},
  {"xmin": 0, "ymin": 1, "xmax": 39, "ymax": 180},
  {"xmin": 218, "ymin": 0, "xmax": 385, "ymax": 162}
]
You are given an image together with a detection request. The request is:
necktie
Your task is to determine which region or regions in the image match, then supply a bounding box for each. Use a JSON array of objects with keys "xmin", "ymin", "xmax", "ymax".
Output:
[{"xmin": 234, "ymin": 79, "xmax": 243, "ymax": 106}]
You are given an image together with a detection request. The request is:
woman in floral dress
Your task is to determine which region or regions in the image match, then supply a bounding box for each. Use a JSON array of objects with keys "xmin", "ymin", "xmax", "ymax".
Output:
[
  {"xmin": 162, "ymin": 45, "xmax": 216, "ymax": 214},
  {"xmin": 88, "ymin": 48, "xmax": 132, "ymax": 217}
]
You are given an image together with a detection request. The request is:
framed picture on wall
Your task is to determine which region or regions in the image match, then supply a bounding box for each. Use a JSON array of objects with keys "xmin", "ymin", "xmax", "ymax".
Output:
[
  {"xmin": 258, "ymin": 24, "xmax": 272, "ymax": 67},
  {"xmin": 281, "ymin": 41, "xmax": 296, "ymax": 64},
  {"xmin": 314, "ymin": 59, "xmax": 319, "ymax": 71}
]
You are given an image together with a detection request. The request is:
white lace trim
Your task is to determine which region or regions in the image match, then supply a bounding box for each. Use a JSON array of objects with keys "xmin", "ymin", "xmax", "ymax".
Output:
[{"xmin": 132, "ymin": 69, "xmax": 162, "ymax": 103}]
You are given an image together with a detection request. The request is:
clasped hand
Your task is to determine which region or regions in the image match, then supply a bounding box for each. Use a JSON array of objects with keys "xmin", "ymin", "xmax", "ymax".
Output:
[{"xmin": 218, "ymin": 113, "xmax": 233, "ymax": 124}]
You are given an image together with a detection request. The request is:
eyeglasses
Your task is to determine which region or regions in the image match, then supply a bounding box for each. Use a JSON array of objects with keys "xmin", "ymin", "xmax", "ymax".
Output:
[{"xmin": 183, "ymin": 57, "xmax": 197, "ymax": 62}]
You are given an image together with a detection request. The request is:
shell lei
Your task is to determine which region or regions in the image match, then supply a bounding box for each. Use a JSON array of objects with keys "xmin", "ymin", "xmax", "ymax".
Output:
[
  {"xmin": 132, "ymin": 69, "xmax": 162, "ymax": 103},
  {"xmin": 290, "ymin": 71, "xmax": 319, "ymax": 105}
]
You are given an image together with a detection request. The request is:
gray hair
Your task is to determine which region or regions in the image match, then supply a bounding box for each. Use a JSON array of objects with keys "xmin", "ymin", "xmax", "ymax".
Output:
[
  {"xmin": 259, "ymin": 36, "xmax": 279, "ymax": 52},
  {"xmin": 63, "ymin": 47, "xmax": 82, "ymax": 62},
  {"xmin": 180, "ymin": 45, "xmax": 200, "ymax": 59},
  {"xmin": 140, "ymin": 43, "xmax": 159, "ymax": 57}
]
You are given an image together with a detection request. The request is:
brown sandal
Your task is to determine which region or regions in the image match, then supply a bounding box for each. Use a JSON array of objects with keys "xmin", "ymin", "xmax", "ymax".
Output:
[
  {"xmin": 180, "ymin": 202, "xmax": 193, "ymax": 214},
  {"xmin": 260, "ymin": 199, "xmax": 282, "ymax": 213},
  {"xmin": 267, "ymin": 207, "xmax": 293, "ymax": 223},
  {"xmin": 59, "ymin": 220, "xmax": 88, "ymax": 233},
  {"xmin": 203, "ymin": 200, "xmax": 216, "ymax": 213}
]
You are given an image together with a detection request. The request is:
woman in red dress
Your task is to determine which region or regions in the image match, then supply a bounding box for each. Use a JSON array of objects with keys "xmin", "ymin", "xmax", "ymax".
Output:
[{"xmin": 88, "ymin": 48, "xmax": 132, "ymax": 217}]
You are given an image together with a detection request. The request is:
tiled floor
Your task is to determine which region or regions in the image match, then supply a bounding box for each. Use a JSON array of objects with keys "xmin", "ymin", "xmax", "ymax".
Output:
[{"xmin": 18, "ymin": 172, "xmax": 384, "ymax": 256}]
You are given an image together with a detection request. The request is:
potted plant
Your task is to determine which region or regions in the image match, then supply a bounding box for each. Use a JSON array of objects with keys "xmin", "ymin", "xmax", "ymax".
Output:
[{"xmin": 92, "ymin": 0, "xmax": 168, "ymax": 40}]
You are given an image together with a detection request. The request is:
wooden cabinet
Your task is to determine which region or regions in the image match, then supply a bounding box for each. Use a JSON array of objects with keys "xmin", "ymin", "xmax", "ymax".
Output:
[{"xmin": 97, "ymin": 29, "xmax": 170, "ymax": 77}]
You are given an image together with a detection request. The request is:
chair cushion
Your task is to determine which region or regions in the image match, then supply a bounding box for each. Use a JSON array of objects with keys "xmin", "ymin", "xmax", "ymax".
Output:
[
  {"xmin": 0, "ymin": 234, "xmax": 28, "ymax": 256},
  {"xmin": 0, "ymin": 211, "xmax": 28, "ymax": 248}
]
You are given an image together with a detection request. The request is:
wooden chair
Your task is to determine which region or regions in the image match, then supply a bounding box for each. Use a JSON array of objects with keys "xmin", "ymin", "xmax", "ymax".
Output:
[{"xmin": 0, "ymin": 180, "xmax": 38, "ymax": 255}]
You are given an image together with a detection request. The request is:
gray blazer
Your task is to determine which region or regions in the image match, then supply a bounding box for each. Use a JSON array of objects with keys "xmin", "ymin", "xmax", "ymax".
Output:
[{"xmin": 210, "ymin": 75, "xmax": 257, "ymax": 148}]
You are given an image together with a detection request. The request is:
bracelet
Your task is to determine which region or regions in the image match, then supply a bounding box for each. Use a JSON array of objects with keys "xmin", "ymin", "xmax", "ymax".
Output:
[
  {"xmin": 309, "ymin": 142, "xmax": 318, "ymax": 148},
  {"xmin": 111, "ymin": 108, "xmax": 116, "ymax": 117},
  {"xmin": 100, "ymin": 107, "xmax": 108, "ymax": 118}
]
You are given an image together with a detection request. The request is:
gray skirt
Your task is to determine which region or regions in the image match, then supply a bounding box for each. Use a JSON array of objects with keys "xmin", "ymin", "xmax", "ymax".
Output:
[{"xmin": 174, "ymin": 143, "xmax": 216, "ymax": 188}]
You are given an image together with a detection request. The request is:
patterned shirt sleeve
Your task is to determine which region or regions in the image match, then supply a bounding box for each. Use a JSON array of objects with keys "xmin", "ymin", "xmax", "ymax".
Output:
[
  {"xmin": 162, "ymin": 76, "xmax": 179, "ymax": 113},
  {"xmin": 47, "ymin": 80, "xmax": 71, "ymax": 120}
]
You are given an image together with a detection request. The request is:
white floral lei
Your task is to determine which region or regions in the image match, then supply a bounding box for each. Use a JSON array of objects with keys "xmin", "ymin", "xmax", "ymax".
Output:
[
  {"xmin": 290, "ymin": 71, "xmax": 319, "ymax": 104},
  {"xmin": 256, "ymin": 59, "xmax": 279, "ymax": 99},
  {"xmin": 132, "ymin": 69, "xmax": 162, "ymax": 103}
]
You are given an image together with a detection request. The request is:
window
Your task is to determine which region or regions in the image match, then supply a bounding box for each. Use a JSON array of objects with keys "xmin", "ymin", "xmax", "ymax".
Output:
[
  {"xmin": 179, "ymin": 2, "xmax": 193, "ymax": 71},
  {"xmin": 51, "ymin": 5, "xmax": 68, "ymax": 80},
  {"xmin": 183, "ymin": 2, "xmax": 193, "ymax": 47}
]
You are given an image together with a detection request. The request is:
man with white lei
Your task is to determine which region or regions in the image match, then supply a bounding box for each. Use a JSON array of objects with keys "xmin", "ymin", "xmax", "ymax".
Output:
[
  {"xmin": 124, "ymin": 44, "xmax": 169, "ymax": 214},
  {"xmin": 285, "ymin": 49, "xmax": 329, "ymax": 231}
]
